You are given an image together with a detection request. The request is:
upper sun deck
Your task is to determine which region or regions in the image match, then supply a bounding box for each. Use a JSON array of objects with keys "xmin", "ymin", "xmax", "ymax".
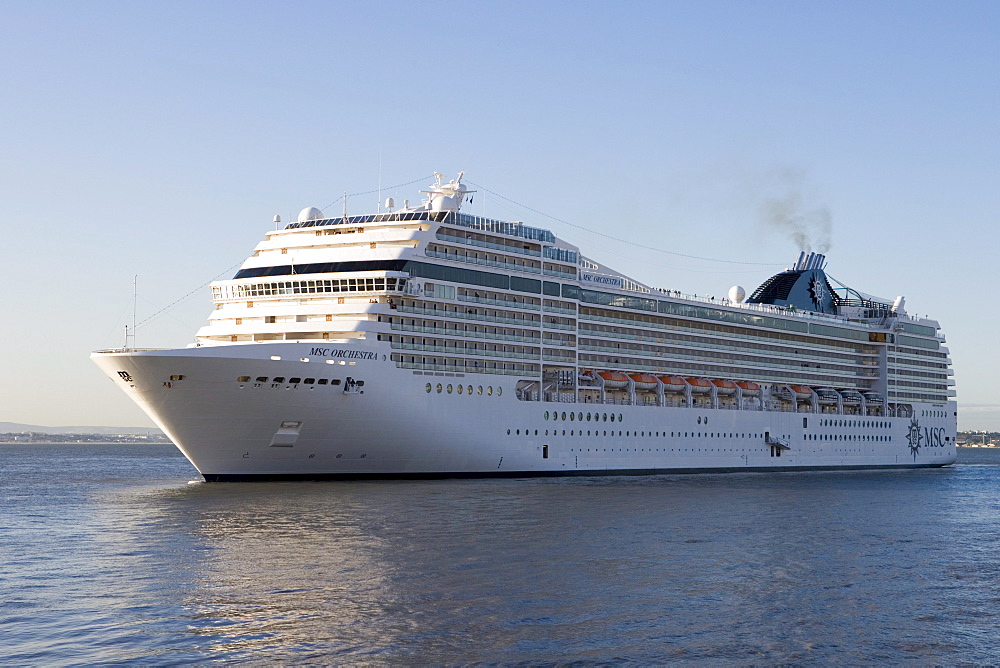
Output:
[{"xmin": 282, "ymin": 210, "xmax": 557, "ymax": 245}]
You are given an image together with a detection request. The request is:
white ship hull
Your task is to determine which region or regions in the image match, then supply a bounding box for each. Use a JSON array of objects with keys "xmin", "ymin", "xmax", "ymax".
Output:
[{"xmin": 93, "ymin": 340, "xmax": 957, "ymax": 480}]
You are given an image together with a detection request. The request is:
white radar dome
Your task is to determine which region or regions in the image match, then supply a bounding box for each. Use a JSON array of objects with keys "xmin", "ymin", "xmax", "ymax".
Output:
[
  {"xmin": 728, "ymin": 285, "xmax": 746, "ymax": 303},
  {"xmin": 297, "ymin": 206, "xmax": 325, "ymax": 223}
]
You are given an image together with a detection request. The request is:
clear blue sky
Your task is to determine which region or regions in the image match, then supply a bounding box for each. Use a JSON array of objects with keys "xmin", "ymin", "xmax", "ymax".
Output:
[{"xmin": 2, "ymin": 0, "xmax": 997, "ymax": 429}]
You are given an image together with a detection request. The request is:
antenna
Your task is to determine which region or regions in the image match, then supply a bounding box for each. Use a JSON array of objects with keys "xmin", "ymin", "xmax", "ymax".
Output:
[
  {"xmin": 124, "ymin": 275, "xmax": 137, "ymax": 350},
  {"xmin": 343, "ymin": 191, "xmax": 348, "ymax": 221}
]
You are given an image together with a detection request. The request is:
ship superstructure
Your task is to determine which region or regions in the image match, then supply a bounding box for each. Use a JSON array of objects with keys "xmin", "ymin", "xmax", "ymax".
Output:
[{"xmin": 93, "ymin": 173, "xmax": 957, "ymax": 479}]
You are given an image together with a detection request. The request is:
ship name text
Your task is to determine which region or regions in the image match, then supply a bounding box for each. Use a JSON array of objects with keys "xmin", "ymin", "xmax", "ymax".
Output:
[{"xmin": 309, "ymin": 348, "xmax": 377, "ymax": 360}]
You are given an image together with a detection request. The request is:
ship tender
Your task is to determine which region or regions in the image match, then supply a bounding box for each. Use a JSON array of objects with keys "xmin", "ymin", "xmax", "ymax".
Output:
[{"xmin": 92, "ymin": 172, "xmax": 957, "ymax": 480}]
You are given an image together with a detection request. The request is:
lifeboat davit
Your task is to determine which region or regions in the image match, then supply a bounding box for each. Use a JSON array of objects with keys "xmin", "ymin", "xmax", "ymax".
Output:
[
  {"xmin": 658, "ymin": 375, "xmax": 688, "ymax": 393},
  {"xmin": 816, "ymin": 388, "xmax": 840, "ymax": 405},
  {"xmin": 863, "ymin": 391, "xmax": 884, "ymax": 403},
  {"xmin": 735, "ymin": 380, "xmax": 761, "ymax": 396},
  {"xmin": 711, "ymin": 379, "xmax": 738, "ymax": 395},
  {"xmin": 597, "ymin": 371, "xmax": 629, "ymax": 389},
  {"xmin": 628, "ymin": 373, "xmax": 659, "ymax": 391},
  {"xmin": 685, "ymin": 377, "xmax": 713, "ymax": 394}
]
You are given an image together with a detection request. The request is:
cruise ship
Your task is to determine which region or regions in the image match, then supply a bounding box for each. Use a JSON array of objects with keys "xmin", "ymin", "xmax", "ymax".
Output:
[{"xmin": 92, "ymin": 172, "xmax": 957, "ymax": 480}]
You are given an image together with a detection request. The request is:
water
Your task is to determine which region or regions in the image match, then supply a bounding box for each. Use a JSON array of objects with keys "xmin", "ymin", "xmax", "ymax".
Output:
[{"xmin": 2, "ymin": 444, "xmax": 999, "ymax": 664}]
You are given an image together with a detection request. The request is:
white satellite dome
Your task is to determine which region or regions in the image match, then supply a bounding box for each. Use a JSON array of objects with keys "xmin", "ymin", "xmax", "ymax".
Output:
[
  {"xmin": 297, "ymin": 206, "xmax": 325, "ymax": 223},
  {"xmin": 728, "ymin": 285, "xmax": 746, "ymax": 303}
]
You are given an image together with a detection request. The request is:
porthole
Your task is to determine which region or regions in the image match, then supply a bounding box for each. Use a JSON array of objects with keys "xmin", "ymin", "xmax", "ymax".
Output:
[
  {"xmin": 425, "ymin": 383, "xmax": 432, "ymax": 393},
  {"xmin": 603, "ymin": 413, "xmax": 608, "ymax": 422},
  {"xmin": 467, "ymin": 385, "xmax": 473, "ymax": 394},
  {"xmin": 507, "ymin": 429, "xmax": 511, "ymax": 435},
  {"xmin": 577, "ymin": 412, "xmax": 583, "ymax": 421},
  {"xmin": 587, "ymin": 413, "xmax": 591, "ymax": 421},
  {"xmin": 237, "ymin": 376, "xmax": 250, "ymax": 382},
  {"xmin": 610, "ymin": 414, "xmax": 616, "ymax": 422},
  {"xmin": 516, "ymin": 429, "xmax": 520, "ymax": 435},
  {"xmin": 570, "ymin": 412, "xmax": 575, "ymax": 421},
  {"xmin": 618, "ymin": 414, "xmax": 622, "ymax": 422},
  {"xmin": 477, "ymin": 386, "xmax": 483, "ymax": 395},
  {"xmin": 457, "ymin": 384, "xmax": 464, "ymax": 394},
  {"xmin": 447, "ymin": 384, "xmax": 453, "ymax": 394},
  {"xmin": 497, "ymin": 387, "xmax": 502, "ymax": 396},
  {"xmin": 544, "ymin": 411, "xmax": 550, "ymax": 420},
  {"xmin": 436, "ymin": 383, "xmax": 443, "ymax": 393},
  {"xmin": 561, "ymin": 412, "xmax": 567, "ymax": 421},
  {"xmin": 698, "ymin": 416, "xmax": 702, "ymax": 424},
  {"xmin": 488, "ymin": 386, "xmax": 493, "ymax": 395}
]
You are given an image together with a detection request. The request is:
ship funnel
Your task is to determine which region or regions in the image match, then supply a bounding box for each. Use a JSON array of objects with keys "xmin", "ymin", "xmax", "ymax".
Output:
[{"xmin": 794, "ymin": 251, "xmax": 826, "ymax": 271}]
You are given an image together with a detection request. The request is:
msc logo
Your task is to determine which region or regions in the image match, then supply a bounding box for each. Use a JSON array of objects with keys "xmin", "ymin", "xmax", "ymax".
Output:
[
  {"xmin": 117, "ymin": 370, "xmax": 133, "ymax": 382},
  {"xmin": 906, "ymin": 417, "xmax": 947, "ymax": 460}
]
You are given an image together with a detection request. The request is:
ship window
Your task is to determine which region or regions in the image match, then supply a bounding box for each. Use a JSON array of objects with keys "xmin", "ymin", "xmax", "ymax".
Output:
[
  {"xmin": 318, "ymin": 379, "xmax": 329, "ymax": 385},
  {"xmin": 447, "ymin": 384, "xmax": 453, "ymax": 394},
  {"xmin": 561, "ymin": 412, "xmax": 567, "ymax": 421},
  {"xmin": 457, "ymin": 384, "xmax": 464, "ymax": 394},
  {"xmin": 467, "ymin": 385, "xmax": 473, "ymax": 394},
  {"xmin": 170, "ymin": 375, "xmax": 185, "ymax": 381},
  {"xmin": 425, "ymin": 383, "xmax": 432, "ymax": 393},
  {"xmin": 256, "ymin": 377, "xmax": 268, "ymax": 382},
  {"xmin": 331, "ymin": 379, "xmax": 341, "ymax": 385},
  {"xmin": 273, "ymin": 377, "xmax": 285, "ymax": 383},
  {"xmin": 237, "ymin": 376, "xmax": 250, "ymax": 382},
  {"xmin": 304, "ymin": 378, "xmax": 315, "ymax": 384},
  {"xmin": 498, "ymin": 387, "xmax": 502, "ymax": 396},
  {"xmin": 436, "ymin": 383, "xmax": 443, "ymax": 393},
  {"xmin": 569, "ymin": 412, "xmax": 575, "ymax": 421},
  {"xmin": 488, "ymin": 386, "xmax": 493, "ymax": 395},
  {"xmin": 577, "ymin": 412, "xmax": 583, "ymax": 421},
  {"xmin": 619, "ymin": 414, "xmax": 623, "ymax": 422},
  {"xmin": 290, "ymin": 377, "xmax": 301, "ymax": 384},
  {"xmin": 477, "ymin": 386, "xmax": 483, "ymax": 395},
  {"xmin": 610, "ymin": 414, "xmax": 615, "ymax": 422}
]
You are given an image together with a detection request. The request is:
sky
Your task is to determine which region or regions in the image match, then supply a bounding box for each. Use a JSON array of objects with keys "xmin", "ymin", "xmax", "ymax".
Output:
[{"xmin": 2, "ymin": 0, "xmax": 998, "ymax": 430}]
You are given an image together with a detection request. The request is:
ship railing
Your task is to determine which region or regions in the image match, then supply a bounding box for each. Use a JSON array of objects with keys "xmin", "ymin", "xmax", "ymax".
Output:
[
  {"xmin": 390, "ymin": 323, "xmax": 541, "ymax": 344},
  {"xmin": 435, "ymin": 231, "xmax": 542, "ymax": 257},
  {"xmin": 92, "ymin": 347, "xmax": 169, "ymax": 354},
  {"xmin": 397, "ymin": 361, "xmax": 535, "ymax": 375},
  {"xmin": 457, "ymin": 294, "xmax": 542, "ymax": 310},
  {"xmin": 396, "ymin": 304, "xmax": 539, "ymax": 327},
  {"xmin": 425, "ymin": 249, "xmax": 542, "ymax": 274},
  {"xmin": 541, "ymin": 305, "xmax": 578, "ymax": 315},
  {"xmin": 579, "ymin": 312, "xmax": 876, "ymax": 354},
  {"xmin": 576, "ymin": 343, "xmax": 866, "ymax": 380},
  {"xmin": 391, "ymin": 342, "xmax": 540, "ymax": 360}
]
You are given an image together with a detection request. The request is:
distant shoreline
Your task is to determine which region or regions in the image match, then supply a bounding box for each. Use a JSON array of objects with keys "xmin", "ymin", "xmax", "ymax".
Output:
[{"xmin": 1, "ymin": 433, "xmax": 171, "ymax": 444}]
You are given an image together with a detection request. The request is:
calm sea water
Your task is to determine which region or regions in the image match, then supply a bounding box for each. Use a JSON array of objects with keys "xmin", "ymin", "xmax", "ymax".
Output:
[{"xmin": 2, "ymin": 444, "xmax": 999, "ymax": 665}]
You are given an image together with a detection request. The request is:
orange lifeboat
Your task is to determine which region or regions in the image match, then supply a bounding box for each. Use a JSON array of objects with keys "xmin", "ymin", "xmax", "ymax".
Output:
[
  {"xmin": 711, "ymin": 379, "xmax": 738, "ymax": 395},
  {"xmin": 735, "ymin": 380, "xmax": 761, "ymax": 396},
  {"xmin": 628, "ymin": 373, "xmax": 659, "ymax": 391},
  {"xmin": 788, "ymin": 385, "xmax": 814, "ymax": 400},
  {"xmin": 658, "ymin": 375, "xmax": 688, "ymax": 393},
  {"xmin": 597, "ymin": 371, "xmax": 629, "ymax": 389},
  {"xmin": 685, "ymin": 377, "xmax": 713, "ymax": 394}
]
